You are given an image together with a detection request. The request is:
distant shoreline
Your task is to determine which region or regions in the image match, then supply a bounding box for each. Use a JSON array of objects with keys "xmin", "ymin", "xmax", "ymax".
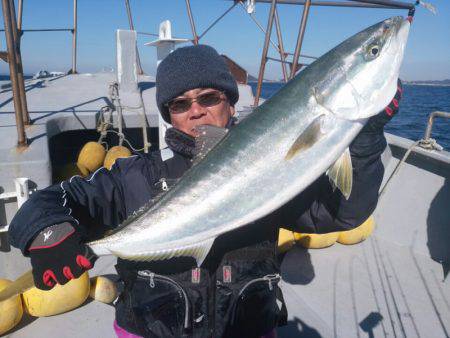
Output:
[
  {"xmin": 248, "ymin": 79, "xmax": 450, "ymax": 86},
  {"xmin": 403, "ymin": 82, "xmax": 450, "ymax": 87},
  {"xmin": 1, "ymin": 75, "xmax": 450, "ymax": 87}
]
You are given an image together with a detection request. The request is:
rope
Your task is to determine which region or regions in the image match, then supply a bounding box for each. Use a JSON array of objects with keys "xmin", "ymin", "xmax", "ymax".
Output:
[
  {"xmin": 97, "ymin": 106, "xmax": 112, "ymax": 145},
  {"xmin": 96, "ymin": 104, "xmax": 146, "ymax": 152},
  {"xmin": 379, "ymin": 140, "xmax": 420, "ymax": 197},
  {"xmin": 102, "ymin": 129, "xmax": 145, "ymax": 153},
  {"xmin": 418, "ymin": 138, "xmax": 443, "ymax": 151},
  {"xmin": 379, "ymin": 136, "xmax": 444, "ymax": 197}
]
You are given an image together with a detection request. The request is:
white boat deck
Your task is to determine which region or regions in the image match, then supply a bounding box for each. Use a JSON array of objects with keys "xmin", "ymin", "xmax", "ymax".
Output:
[{"xmin": 279, "ymin": 235, "xmax": 450, "ymax": 337}]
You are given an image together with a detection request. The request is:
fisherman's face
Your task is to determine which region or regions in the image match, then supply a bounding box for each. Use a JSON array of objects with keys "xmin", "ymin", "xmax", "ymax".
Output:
[{"xmin": 168, "ymin": 88, "xmax": 235, "ymax": 137}]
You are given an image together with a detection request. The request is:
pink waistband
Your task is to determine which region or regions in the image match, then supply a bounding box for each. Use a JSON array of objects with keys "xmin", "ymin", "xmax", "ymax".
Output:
[{"xmin": 113, "ymin": 321, "xmax": 143, "ymax": 338}]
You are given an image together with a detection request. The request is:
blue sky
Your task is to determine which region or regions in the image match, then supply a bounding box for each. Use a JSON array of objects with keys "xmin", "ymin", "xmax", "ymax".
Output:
[{"xmin": 0, "ymin": 0, "xmax": 449, "ymax": 81}]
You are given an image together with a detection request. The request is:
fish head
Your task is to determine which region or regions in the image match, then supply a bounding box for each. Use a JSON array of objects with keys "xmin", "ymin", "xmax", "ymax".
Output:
[{"xmin": 313, "ymin": 16, "xmax": 410, "ymax": 120}]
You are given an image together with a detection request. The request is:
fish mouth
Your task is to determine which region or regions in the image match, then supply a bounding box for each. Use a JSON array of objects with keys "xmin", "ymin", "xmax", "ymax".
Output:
[
  {"xmin": 378, "ymin": 16, "xmax": 409, "ymax": 51},
  {"xmin": 382, "ymin": 16, "xmax": 408, "ymax": 35}
]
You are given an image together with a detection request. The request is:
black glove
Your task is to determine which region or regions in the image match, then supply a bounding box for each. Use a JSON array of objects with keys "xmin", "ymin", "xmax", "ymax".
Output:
[
  {"xmin": 361, "ymin": 78, "xmax": 403, "ymax": 134},
  {"xmin": 28, "ymin": 222, "xmax": 96, "ymax": 290}
]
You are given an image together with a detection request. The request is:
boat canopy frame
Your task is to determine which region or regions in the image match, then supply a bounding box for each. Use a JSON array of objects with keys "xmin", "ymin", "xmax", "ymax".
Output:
[{"xmin": 0, "ymin": 0, "xmax": 417, "ymax": 148}]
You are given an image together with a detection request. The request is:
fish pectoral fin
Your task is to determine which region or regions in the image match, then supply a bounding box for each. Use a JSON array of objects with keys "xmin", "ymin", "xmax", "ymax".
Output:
[
  {"xmin": 326, "ymin": 147, "xmax": 353, "ymax": 199},
  {"xmin": 190, "ymin": 237, "xmax": 215, "ymax": 267},
  {"xmin": 192, "ymin": 125, "xmax": 229, "ymax": 165},
  {"xmin": 285, "ymin": 115, "xmax": 325, "ymax": 160},
  {"xmin": 110, "ymin": 237, "xmax": 216, "ymax": 266}
]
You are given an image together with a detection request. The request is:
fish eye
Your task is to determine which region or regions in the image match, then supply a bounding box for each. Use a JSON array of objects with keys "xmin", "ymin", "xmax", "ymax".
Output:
[
  {"xmin": 370, "ymin": 45, "xmax": 379, "ymax": 56},
  {"xmin": 366, "ymin": 44, "xmax": 380, "ymax": 60}
]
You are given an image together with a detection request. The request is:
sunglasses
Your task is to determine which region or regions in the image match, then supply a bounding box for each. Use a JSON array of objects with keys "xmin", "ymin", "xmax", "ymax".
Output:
[{"xmin": 166, "ymin": 90, "xmax": 226, "ymax": 114}]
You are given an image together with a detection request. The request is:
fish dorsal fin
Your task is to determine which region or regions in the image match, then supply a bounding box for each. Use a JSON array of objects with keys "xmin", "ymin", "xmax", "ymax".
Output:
[
  {"xmin": 285, "ymin": 115, "xmax": 325, "ymax": 160},
  {"xmin": 326, "ymin": 147, "xmax": 353, "ymax": 199},
  {"xmin": 110, "ymin": 237, "xmax": 216, "ymax": 267},
  {"xmin": 192, "ymin": 125, "xmax": 229, "ymax": 165}
]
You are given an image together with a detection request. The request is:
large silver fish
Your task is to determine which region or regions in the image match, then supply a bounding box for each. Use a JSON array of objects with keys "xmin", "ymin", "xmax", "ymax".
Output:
[{"xmin": 88, "ymin": 16, "xmax": 410, "ymax": 264}]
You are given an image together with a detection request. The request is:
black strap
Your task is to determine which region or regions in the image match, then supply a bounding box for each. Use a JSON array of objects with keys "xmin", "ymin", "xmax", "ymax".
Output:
[{"xmin": 276, "ymin": 286, "xmax": 288, "ymax": 326}]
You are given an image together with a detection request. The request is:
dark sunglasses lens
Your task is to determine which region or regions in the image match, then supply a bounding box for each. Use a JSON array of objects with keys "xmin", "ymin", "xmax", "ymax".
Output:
[
  {"xmin": 168, "ymin": 92, "xmax": 223, "ymax": 113},
  {"xmin": 169, "ymin": 99, "xmax": 191, "ymax": 113},
  {"xmin": 197, "ymin": 92, "xmax": 222, "ymax": 107}
]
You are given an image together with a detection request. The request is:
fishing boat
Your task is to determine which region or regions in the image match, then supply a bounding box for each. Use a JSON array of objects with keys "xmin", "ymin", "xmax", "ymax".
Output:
[{"xmin": 0, "ymin": 0, "xmax": 448, "ymax": 337}]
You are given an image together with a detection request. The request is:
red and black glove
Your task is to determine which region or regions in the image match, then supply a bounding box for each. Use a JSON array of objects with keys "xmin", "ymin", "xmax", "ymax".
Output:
[
  {"xmin": 362, "ymin": 78, "xmax": 403, "ymax": 134},
  {"xmin": 28, "ymin": 222, "xmax": 96, "ymax": 290}
]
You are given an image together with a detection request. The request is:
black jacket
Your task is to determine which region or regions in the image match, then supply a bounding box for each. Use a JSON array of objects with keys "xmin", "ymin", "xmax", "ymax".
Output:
[
  {"xmin": 9, "ymin": 129, "xmax": 386, "ymax": 255},
  {"xmin": 9, "ymin": 126, "xmax": 386, "ymax": 338}
]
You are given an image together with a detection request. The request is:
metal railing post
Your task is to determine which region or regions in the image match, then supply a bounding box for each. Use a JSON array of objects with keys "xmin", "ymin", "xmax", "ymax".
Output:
[
  {"xmin": 185, "ymin": 0, "xmax": 199, "ymax": 45},
  {"xmin": 124, "ymin": 0, "xmax": 144, "ymax": 75},
  {"xmin": 71, "ymin": 0, "xmax": 77, "ymax": 74},
  {"xmin": 424, "ymin": 111, "xmax": 450, "ymax": 141},
  {"xmin": 1, "ymin": 0, "xmax": 26, "ymax": 146},
  {"xmin": 17, "ymin": 0, "xmax": 23, "ymax": 31},
  {"xmin": 290, "ymin": 0, "xmax": 311, "ymax": 79},
  {"xmin": 254, "ymin": 0, "xmax": 277, "ymax": 107},
  {"xmin": 274, "ymin": 7, "xmax": 288, "ymax": 82},
  {"xmin": 9, "ymin": 0, "xmax": 29, "ymax": 124}
]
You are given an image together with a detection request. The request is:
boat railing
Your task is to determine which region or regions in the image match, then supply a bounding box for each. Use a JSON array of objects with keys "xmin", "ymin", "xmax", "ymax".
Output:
[
  {"xmin": 419, "ymin": 111, "xmax": 450, "ymax": 151},
  {"xmin": 379, "ymin": 110, "xmax": 449, "ymax": 196},
  {"xmin": 0, "ymin": 177, "xmax": 31, "ymax": 249}
]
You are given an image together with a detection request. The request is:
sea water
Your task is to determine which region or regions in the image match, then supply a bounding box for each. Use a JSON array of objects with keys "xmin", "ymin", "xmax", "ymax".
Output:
[{"xmin": 252, "ymin": 82, "xmax": 450, "ymax": 151}]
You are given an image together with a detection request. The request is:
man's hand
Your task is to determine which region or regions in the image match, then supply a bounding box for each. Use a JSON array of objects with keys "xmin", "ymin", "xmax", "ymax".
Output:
[
  {"xmin": 362, "ymin": 78, "xmax": 403, "ymax": 134},
  {"xmin": 28, "ymin": 222, "xmax": 96, "ymax": 290}
]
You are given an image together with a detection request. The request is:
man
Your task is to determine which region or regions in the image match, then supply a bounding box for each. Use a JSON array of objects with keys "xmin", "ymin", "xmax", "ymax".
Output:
[{"xmin": 9, "ymin": 45, "xmax": 402, "ymax": 338}]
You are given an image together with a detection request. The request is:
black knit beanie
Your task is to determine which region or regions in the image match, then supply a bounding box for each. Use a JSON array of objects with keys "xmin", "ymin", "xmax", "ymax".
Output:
[{"xmin": 156, "ymin": 44, "xmax": 239, "ymax": 123}]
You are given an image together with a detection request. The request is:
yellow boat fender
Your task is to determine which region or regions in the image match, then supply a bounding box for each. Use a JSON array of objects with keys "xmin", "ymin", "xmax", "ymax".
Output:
[
  {"xmin": 21, "ymin": 272, "xmax": 90, "ymax": 317},
  {"xmin": 89, "ymin": 276, "xmax": 118, "ymax": 304},
  {"xmin": 337, "ymin": 216, "xmax": 375, "ymax": 245},
  {"xmin": 277, "ymin": 228, "xmax": 297, "ymax": 253},
  {"xmin": 294, "ymin": 232, "xmax": 339, "ymax": 249},
  {"xmin": 76, "ymin": 142, "xmax": 106, "ymax": 176},
  {"xmin": 103, "ymin": 145, "xmax": 132, "ymax": 170},
  {"xmin": 0, "ymin": 279, "xmax": 24, "ymax": 335}
]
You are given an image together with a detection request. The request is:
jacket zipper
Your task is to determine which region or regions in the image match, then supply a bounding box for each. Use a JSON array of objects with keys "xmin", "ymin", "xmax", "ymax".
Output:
[
  {"xmin": 137, "ymin": 270, "xmax": 190, "ymax": 330},
  {"xmin": 155, "ymin": 178, "xmax": 169, "ymax": 191},
  {"xmin": 237, "ymin": 273, "xmax": 281, "ymax": 298},
  {"xmin": 231, "ymin": 273, "xmax": 281, "ymax": 324}
]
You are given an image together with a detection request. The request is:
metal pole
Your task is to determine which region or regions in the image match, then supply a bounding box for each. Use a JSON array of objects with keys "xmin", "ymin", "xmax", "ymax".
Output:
[
  {"xmin": 198, "ymin": 2, "xmax": 237, "ymax": 40},
  {"xmin": 185, "ymin": 0, "xmax": 199, "ymax": 45},
  {"xmin": 17, "ymin": 0, "xmax": 23, "ymax": 31},
  {"xmin": 290, "ymin": 0, "xmax": 311, "ymax": 79},
  {"xmin": 254, "ymin": 0, "xmax": 277, "ymax": 107},
  {"xmin": 229, "ymin": 0, "xmax": 413, "ymax": 9},
  {"xmin": 424, "ymin": 111, "xmax": 450, "ymax": 140},
  {"xmin": 124, "ymin": 0, "xmax": 143, "ymax": 75},
  {"xmin": 239, "ymin": 2, "xmax": 280, "ymax": 56},
  {"xmin": 346, "ymin": 0, "xmax": 414, "ymax": 9},
  {"xmin": 9, "ymin": 0, "xmax": 29, "ymax": 124},
  {"xmin": 274, "ymin": 8, "xmax": 288, "ymax": 82},
  {"xmin": 71, "ymin": 0, "xmax": 77, "ymax": 74},
  {"xmin": 2, "ymin": 28, "xmax": 73, "ymax": 32},
  {"xmin": 1, "ymin": 0, "xmax": 26, "ymax": 146}
]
